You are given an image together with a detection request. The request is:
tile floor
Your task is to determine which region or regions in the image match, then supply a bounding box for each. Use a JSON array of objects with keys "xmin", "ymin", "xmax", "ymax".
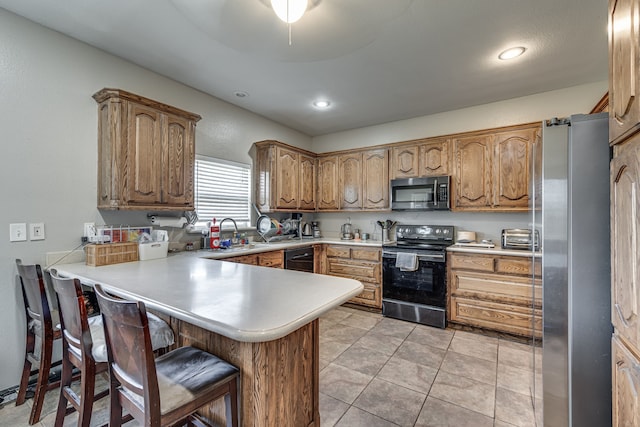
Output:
[{"xmin": 0, "ymin": 305, "xmax": 542, "ymax": 426}]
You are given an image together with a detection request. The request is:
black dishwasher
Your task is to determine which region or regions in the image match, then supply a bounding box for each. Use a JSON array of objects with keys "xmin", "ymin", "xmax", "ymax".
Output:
[{"xmin": 284, "ymin": 246, "xmax": 314, "ymax": 272}]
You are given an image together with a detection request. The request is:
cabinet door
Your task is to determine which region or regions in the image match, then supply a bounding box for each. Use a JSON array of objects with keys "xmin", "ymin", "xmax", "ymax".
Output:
[
  {"xmin": 363, "ymin": 149, "xmax": 389, "ymax": 210},
  {"xmin": 611, "ymin": 145, "xmax": 640, "ymax": 348},
  {"xmin": 299, "ymin": 153, "xmax": 316, "ymax": 211},
  {"xmin": 126, "ymin": 103, "xmax": 163, "ymax": 204},
  {"xmin": 339, "ymin": 153, "xmax": 363, "ymax": 209},
  {"xmin": 453, "ymin": 135, "xmax": 492, "ymax": 209},
  {"xmin": 613, "ymin": 336, "xmax": 640, "ymax": 427},
  {"xmin": 492, "ymin": 129, "xmax": 534, "ymax": 210},
  {"xmin": 390, "ymin": 145, "xmax": 419, "ymax": 179},
  {"xmin": 419, "ymin": 138, "xmax": 451, "ymax": 176},
  {"xmin": 163, "ymin": 113, "xmax": 194, "ymax": 206},
  {"xmin": 317, "ymin": 156, "xmax": 340, "ymax": 210},
  {"xmin": 609, "ymin": 0, "xmax": 640, "ymax": 145},
  {"xmin": 275, "ymin": 146, "xmax": 299, "ymax": 209}
]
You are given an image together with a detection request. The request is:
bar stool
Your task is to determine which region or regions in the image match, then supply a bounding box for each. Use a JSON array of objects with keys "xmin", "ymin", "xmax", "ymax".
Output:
[
  {"xmin": 49, "ymin": 270, "xmax": 176, "ymax": 427},
  {"xmin": 94, "ymin": 284, "xmax": 240, "ymax": 427},
  {"xmin": 15, "ymin": 259, "xmax": 63, "ymax": 425}
]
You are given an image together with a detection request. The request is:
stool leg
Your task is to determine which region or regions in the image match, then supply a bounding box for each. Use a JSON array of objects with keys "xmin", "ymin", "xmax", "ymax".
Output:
[
  {"xmin": 15, "ymin": 333, "xmax": 35, "ymax": 406},
  {"xmin": 78, "ymin": 362, "xmax": 97, "ymax": 427},
  {"xmin": 29, "ymin": 336, "xmax": 54, "ymax": 425},
  {"xmin": 54, "ymin": 353, "xmax": 74, "ymax": 427},
  {"xmin": 225, "ymin": 377, "xmax": 239, "ymax": 427}
]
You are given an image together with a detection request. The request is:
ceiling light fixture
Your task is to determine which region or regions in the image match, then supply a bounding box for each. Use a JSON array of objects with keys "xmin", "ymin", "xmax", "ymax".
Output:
[
  {"xmin": 498, "ymin": 46, "xmax": 526, "ymax": 60},
  {"xmin": 270, "ymin": 0, "xmax": 308, "ymax": 45},
  {"xmin": 313, "ymin": 100, "xmax": 331, "ymax": 109},
  {"xmin": 271, "ymin": 0, "xmax": 308, "ymax": 24}
]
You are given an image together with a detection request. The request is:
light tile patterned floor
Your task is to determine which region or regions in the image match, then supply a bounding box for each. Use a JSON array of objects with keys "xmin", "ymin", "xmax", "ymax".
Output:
[{"xmin": 0, "ymin": 306, "xmax": 541, "ymax": 426}]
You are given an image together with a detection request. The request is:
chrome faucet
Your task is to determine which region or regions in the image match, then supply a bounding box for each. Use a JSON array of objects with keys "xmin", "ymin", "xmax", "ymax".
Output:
[{"xmin": 219, "ymin": 218, "xmax": 238, "ymax": 234}]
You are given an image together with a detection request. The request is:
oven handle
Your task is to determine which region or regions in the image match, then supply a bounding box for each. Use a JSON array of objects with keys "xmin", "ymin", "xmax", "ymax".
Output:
[{"xmin": 382, "ymin": 252, "xmax": 445, "ymax": 263}]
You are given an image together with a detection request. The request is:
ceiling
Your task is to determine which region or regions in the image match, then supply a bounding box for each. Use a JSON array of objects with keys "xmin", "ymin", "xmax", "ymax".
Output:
[{"xmin": 0, "ymin": 0, "xmax": 608, "ymax": 136}]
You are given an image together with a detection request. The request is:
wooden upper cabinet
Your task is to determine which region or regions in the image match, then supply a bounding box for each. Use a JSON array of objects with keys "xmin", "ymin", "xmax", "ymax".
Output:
[
  {"xmin": 419, "ymin": 139, "xmax": 451, "ymax": 177},
  {"xmin": 363, "ymin": 149, "xmax": 389, "ymax": 210},
  {"xmin": 492, "ymin": 128, "xmax": 535, "ymax": 209},
  {"xmin": 299, "ymin": 154, "xmax": 316, "ymax": 210},
  {"xmin": 609, "ymin": 0, "xmax": 640, "ymax": 145},
  {"xmin": 317, "ymin": 155, "xmax": 340, "ymax": 210},
  {"xmin": 453, "ymin": 124, "xmax": 537, "ymax": 211},
  {"xmin": 390, "ymin": 145, "xmax": 419, "ymax": 179},
  {"xmin": 453, "ymin": 135, "xmax": 492, "ymax": 209},
  {"xmin": 339, "ymin": 152, "xmax": 363, "ymax": 209},
  {"xmin": 390, "ymin": 139, "xmax": 450, "ymax": 179},
  {"xmin": 164, "ymin": 113, "xmax": 195, "ymax": 206},
  {"xmin": 253, "ymin": 141, "xmax": 316, "ymax": 212},
  {"xmin": 611, "ymin": 140, "xmax": 640, "ymax": 350},
  {"xmin": 93, "ymin": 88, "xmax": 200, "ymax": 210},
  {"xmin": 275, "ymin": 146, "xmax": 299, "ymax": 210}
]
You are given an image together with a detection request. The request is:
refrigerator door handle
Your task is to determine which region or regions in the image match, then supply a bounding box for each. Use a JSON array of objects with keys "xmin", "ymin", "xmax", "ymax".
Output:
[{"xmin": 615, "ymin": 303, "xmax": 630, "ymax": 328}]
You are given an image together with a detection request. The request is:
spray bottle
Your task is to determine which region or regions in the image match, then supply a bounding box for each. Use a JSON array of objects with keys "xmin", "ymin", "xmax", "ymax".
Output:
[{"xmin": 209, "ymin": 218, "xmax": 220, "ymax": 250}]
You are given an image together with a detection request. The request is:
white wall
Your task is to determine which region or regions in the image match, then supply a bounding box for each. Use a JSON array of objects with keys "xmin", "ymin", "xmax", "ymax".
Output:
[
  {"xmin": 310, "ymin": 81, "xmax": 608, "ymax": 240},
  {"xmin": 0, "ymin": 9, "xmax": 311, "ymax": 390}
]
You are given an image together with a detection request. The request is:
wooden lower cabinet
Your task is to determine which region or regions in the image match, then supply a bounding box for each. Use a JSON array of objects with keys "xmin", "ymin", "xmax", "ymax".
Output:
[
  {"xmin": 448, "ymin": 252, "xmax": 541, "ymax": 337},
  {"xmin": 324, "ymin": 245, "xmax": 382, "ymax": 309},
  {"xmin": 613, "ymin": 335, "xmax": 640, "ymax": 427},
  {"xmin": 222, "ymin": 250, "xmax": 284, "ymax": 268}
]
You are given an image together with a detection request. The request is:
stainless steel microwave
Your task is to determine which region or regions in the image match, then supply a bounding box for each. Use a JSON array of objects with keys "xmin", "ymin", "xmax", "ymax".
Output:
[{"xmin": 390, "ymin": 176, "xmax": 450, "ymax": 211}]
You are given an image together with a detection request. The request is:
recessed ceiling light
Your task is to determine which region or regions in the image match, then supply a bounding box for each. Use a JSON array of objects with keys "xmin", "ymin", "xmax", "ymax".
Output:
[
  {"xmin": 498, "ymin": 47, "xmax": 526, "ymax": 60},
  {"xmin": 313, "ymin": 100, "xmax": 331, "ymax": 108},
  {"xmin": 234, "ymin": 91, "xmax": 249, "ymax": 98}
]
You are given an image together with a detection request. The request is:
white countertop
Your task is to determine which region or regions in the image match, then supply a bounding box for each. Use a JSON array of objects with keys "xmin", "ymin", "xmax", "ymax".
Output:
[
  {"xmin": 54, "ymin": 251, "xmax": 363, "ymax": 343},
  {"xmin": 203, "ymin": 237, "xmax": 385, "ymax": 259},
  {"xmin": 447, "ymin": 244, "xmax": 541, "ymax": 257}
]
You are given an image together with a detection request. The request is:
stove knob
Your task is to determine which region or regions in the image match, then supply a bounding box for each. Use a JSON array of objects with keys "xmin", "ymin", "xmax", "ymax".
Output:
[
  {"xmin": 435, "ymin": 229, "xmax": 441, "ymax": 234},
  {"xmin": 443, "ymin": 229, "xmax": 450, "ymax": 235}
]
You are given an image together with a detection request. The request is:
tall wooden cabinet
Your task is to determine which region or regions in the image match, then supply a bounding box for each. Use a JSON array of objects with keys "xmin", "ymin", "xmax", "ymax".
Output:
[
  {"xmin": 317, "ymin": 155, "xmax": 340, "ymax": 210},
  {"xmin": 93, "ymin": 88, "xmax": 201, "ymax": 210},
  {"xmin": 254, "ymin": 140, "xmax": 316, "ymax": 212},
  {"xmin": 452, "ymin": 125, "xmax": 538, "ymax": 211},
  {"xmin": 609, "ymin": 0, "xmax": 640, "ymax": 424}
]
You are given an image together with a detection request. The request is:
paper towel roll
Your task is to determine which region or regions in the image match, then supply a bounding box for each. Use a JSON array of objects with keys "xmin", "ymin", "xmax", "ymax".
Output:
[{"xmin": 149, "ymin": 216, "xmax": 188, "ymax": 228}]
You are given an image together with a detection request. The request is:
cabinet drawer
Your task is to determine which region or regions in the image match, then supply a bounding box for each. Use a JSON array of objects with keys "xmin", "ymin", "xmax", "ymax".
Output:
[
  {"xmin": 349, "ymin": 282, "xmax": 381, "ymax": 309},
  {"xmin": 451, "ymin": 271, "xmax": 541, "ymax": 306},
  {"xmin": 258, "ymin": 251, "xmax": 283, "ymax": 268},
  {"xmin": 450, "ymin": 296, "xmax": 541, "ymax": 338},
  {"xmin": 495, "ymin": 257, "xmax": 539, "ymax": 276},
  {"xmin": 351, "ymin": 247, "xmax": 381, "ymax": 262},
  {"xmin": 326, "ymin": 246, "xmax": 351, "ymax": 258},
  {"xmin": 224, "ymin": 254, "xmax": 258, "ymax": 265},
  {"xmin": 327, "ymin": 259, "xmax": 380, "ymax": 282},
  {"xmin": 449, "ymin": 254, "xmax": 494, "ymax": 272}
]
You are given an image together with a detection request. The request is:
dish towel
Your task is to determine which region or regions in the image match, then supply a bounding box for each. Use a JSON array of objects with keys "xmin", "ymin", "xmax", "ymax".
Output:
[{"xmin": 395, "ymin": 252, "xmax": 418, "ymax": 271}]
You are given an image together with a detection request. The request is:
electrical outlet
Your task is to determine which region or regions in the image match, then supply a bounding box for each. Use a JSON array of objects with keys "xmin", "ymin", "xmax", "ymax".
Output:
[
  {"xmin": 10, "ymin": 223, "xmax": 27, "ymax": 242},
  {"xmin": 30, "ymin": 223, "xmax": 45, "ymax": 241},
  {"xmin": 84, "ymin": 222, "xmax": 96, "ymax": 238}
]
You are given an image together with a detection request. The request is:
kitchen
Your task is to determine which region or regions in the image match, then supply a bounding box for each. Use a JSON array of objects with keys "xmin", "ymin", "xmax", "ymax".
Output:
[{"xmin": 0, "ymin": 0, "xmax": 624, "ymax": 426}]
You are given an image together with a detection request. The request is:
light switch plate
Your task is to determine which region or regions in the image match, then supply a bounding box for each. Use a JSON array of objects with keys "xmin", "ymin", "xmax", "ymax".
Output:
[
  {"xmin": 10, "ymin": 223, "xmax": 27, "ymax": 242},
  {"xmin": 30, "ymin": 223, "xmax": 45, "ymax": 241}
]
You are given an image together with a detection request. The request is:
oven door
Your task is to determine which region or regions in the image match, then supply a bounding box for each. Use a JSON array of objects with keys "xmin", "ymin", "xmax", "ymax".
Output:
[{"xmin": 382, "ymin": 251, "xmax": 447, "ymax": 307}]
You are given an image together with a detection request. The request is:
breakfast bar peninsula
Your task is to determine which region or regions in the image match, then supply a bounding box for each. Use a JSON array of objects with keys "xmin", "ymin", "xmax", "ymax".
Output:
[{"xmin": 55, "ymin": 251, "xmax": 363, "ymax": 426}]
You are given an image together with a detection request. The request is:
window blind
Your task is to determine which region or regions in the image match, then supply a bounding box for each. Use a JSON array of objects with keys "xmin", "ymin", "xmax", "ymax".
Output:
[{"xmin": 195, "ymin": 156, "xmax": 251, "ymax": 226}]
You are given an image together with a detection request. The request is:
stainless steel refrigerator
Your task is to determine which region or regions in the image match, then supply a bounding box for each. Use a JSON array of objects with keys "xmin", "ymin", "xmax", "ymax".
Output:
[{"xmin": 532, "ymin": 113, "xmax": 612, "ymax": 426}]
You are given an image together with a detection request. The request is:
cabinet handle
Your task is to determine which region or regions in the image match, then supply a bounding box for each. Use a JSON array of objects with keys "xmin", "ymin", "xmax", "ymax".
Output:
[
  {"xmin": 615, "ymin": 304, "xmax": 631, "ymax": 328},
  {"xmin": 614, "ymin": 164, "xmax": 627, "ymax": 184}
]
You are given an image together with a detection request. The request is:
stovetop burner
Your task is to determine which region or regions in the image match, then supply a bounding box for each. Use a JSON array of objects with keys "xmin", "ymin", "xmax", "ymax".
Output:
[{"xmin": 383, "ymin": 225, "xmax": 454, "ymax": 251}]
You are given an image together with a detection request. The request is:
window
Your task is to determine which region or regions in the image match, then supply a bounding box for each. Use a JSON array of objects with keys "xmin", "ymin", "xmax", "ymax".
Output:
[{"xmin": 195, "ymin": 155, "xmax": 251, "ymax": 228}]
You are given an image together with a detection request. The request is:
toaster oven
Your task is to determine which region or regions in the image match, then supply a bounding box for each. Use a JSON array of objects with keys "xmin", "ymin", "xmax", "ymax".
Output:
[{"xmin": 501, "ymin": 228, "xmax": 539, "ymax": 251}]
